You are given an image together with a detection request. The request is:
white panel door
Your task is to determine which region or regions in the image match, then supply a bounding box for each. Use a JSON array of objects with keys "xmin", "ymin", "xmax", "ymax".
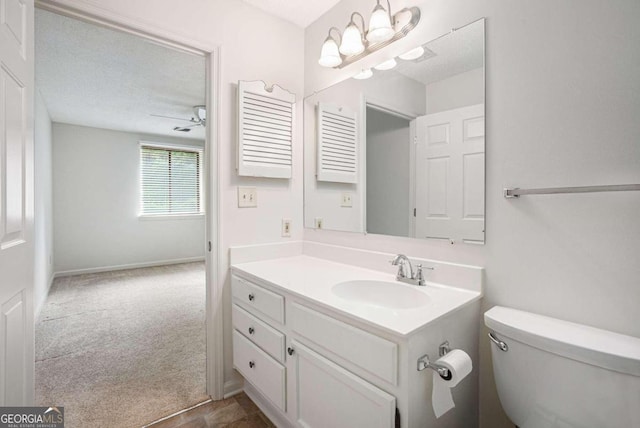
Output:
[
  {"xmin": 293, "ymin": 340, "xmax": 396, "ymax": 428},
  {"xmin": 0, "ymin": 0, "xmax": 35, "ymax": 406},
  {"xmin": 414, "ymin": 104, "xmax": 484, "ymax": 243}
]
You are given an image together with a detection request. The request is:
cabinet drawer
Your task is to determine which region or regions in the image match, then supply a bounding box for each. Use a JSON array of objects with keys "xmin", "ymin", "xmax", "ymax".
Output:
[
  {"xmin": 291, "ymin": 303, "xmax": 398, "ymax": 385},
  {"xmin": 233, "ymin": 330, "xmax": 286, "ymax": 411},
  {"xmin": 232, "ymin": 276, "xmax": 284, "ymax": 325},
  {"xmin": 233, "ymin": 304, "xmax": 285, "ymax": 363}
]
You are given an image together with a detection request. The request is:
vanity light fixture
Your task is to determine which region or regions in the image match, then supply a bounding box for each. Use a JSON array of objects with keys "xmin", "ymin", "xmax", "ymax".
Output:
[
  {"xmin": 318, "ymin": 27, "xmax": 343, "ymax": 67},
  {"xmin": 353, "ymin": 68, "xmax": 373, "ymax": 80},
  {"xmin": 398, "ymin": 46, "xmax": 425, "ymax": 60},
  {"xmin": 374, "ymin": 58, "xmax": 397, "ymax": 70},
  {"xmin": 318, "ymin": 1, "xmax": 421, "ymax": 70},
  {"xmin": 340, "ymin": 13, "xmax": 366, "ymax": 56},
  {"xmin": 367, "ymin": 0, "xmax": 394, "ymax": 43}
]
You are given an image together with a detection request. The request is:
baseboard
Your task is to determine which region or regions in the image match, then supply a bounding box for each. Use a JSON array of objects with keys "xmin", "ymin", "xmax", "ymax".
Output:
[
  {"xmin": 54, "ymin": 256, "xmax": 205, "ymax": 278},
  {"xmin": 223, "ymin": 379, "xmax": 244, "ymax": 399},
  {"xmin": 244, "ymin": 383, "xmax": 294, "ymax": 428},
  {"xmin": 35, "ymin": 272, "xmax": 56, "ymax": 319}
]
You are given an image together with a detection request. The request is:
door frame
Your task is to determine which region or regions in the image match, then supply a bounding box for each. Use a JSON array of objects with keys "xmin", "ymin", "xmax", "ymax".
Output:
[{"xmin": 34, "ymin": 0, "xmax": 224, "ymax": 399}]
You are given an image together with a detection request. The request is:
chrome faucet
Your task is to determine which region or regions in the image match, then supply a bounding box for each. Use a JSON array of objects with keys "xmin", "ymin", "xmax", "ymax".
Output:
[{"xmin": 390, "ymin": 254, "xmax": 433, "ymax": 286}]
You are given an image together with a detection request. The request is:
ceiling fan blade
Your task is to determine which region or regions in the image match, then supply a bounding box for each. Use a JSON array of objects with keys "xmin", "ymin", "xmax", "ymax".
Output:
[
  {"xmin": 181, "ymin": 122, "xmax": 203, "ymax": 129},
  {"xmin": 151, "ymin": 113, "xmax": 196, "ymax": 123}
]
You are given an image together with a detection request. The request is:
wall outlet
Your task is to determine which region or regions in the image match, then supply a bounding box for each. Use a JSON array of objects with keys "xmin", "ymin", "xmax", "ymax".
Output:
[
  {"xmin": 281, "ymin": 219, "xmax": 292, "ymax": 237},
  {"xmin": 341, "ymin": 192, "xmax": 353, "ymax": 207},
  {"xmin": 314, "ymin": 218, "xmax": 323, "ymax": 229},
  {"xmin": 238, "ymin": 187, "xmax": 257, "ymax": 208}
]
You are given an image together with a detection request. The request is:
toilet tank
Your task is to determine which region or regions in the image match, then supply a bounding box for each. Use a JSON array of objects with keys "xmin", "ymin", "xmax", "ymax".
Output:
[{"xmin": 485, "ymin": 306, "xmax": 640, "ymax": 428}]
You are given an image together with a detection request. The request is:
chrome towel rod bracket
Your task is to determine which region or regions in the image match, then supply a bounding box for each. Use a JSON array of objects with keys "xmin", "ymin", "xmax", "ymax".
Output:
[{"xmin": 504, "ymin": 184, "xmax": 640, "ymax": 199}]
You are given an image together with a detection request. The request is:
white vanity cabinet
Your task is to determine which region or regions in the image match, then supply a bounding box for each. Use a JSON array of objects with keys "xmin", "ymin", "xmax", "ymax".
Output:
[
  {"xmin": 231, "ymin": 271, "xmax": 480, "ymax": 428},
  {"xmin": 231, "ymin": 276, "xmax": 287, "ymax": 412},
  {"xmin": 232, "ymin": 274, "xmax": 400, "ymax": 427}
]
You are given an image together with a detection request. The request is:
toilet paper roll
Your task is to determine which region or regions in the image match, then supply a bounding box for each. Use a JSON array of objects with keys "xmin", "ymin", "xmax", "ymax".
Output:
[{"xmin": 432, "ymin": 349, "xmax": 473, "ymax": 418}]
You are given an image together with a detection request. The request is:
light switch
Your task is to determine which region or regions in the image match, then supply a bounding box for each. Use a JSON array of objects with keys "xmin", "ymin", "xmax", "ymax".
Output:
[
  {"xmin": 282, "ymin": 219, "xmax": 292, "ymax": 237},
  {"xmin": 238, "ymin": 187, "xmax": 257, "ymax": 208}
]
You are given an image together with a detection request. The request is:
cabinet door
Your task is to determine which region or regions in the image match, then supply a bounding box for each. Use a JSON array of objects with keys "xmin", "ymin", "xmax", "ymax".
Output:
[{"xmin": 293, "ymin": 341, "xmax": 395, "ymax": 428}]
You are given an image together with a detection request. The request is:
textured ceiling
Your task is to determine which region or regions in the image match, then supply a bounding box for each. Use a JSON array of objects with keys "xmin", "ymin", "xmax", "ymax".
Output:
[
  {"xmin": 35, "ymin": 9, "xmax": 206, "ymax": 141},
  {"xmin": 394, "ymin": 20, "xmax": 484, "ymax": 85},
  {"xmin": 242, "ymin": 0, "xmax": 342, "ymax": 27}
]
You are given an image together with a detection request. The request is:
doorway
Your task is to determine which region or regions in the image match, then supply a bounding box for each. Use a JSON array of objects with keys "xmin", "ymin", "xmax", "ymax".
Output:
[
  {"xmin": 365, "ymin": 106, "xmax": 412, "ymax": 237},
  {"xmin": 36, "ymin": 5, "xmax": 222, "ymax": 422}
]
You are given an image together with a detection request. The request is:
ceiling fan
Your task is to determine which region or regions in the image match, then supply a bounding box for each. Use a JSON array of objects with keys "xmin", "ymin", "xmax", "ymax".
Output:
[{"xmin": 151, "ymin": 105, "xmax": 206, "ymax": 132}]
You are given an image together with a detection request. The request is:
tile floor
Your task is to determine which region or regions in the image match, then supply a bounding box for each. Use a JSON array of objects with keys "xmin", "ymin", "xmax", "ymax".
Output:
[{"xmin": 146, "ymin": 392, "xmax": 274, "ymax": 428}]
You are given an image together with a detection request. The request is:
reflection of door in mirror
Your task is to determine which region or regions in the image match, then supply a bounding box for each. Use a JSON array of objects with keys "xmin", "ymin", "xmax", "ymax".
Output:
[{"xmin": 414, "ymin": 105, "xmax": 485, "ymax": 244}]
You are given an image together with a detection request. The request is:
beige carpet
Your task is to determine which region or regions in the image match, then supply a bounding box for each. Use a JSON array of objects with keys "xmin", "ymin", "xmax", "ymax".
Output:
[{"xmin": 36, "ymin": 262, "xmax": 208, "ymax": 428}]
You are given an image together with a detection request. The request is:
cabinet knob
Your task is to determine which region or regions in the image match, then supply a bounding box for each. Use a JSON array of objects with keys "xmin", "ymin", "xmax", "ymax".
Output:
[
  {"xmin": 248, "ymin": 327, "xmax": 255, "ymax": 335},
  {"xmin": 248, "ymin": 293, "xmax": 255, "ymax": 301},
  {"xmin": 287, "ymin": 347, "xmax": 295, "ymax": 356},
  {"xmin": 249, "ymin": 361, "xmax": 255, "ymax": 369}
]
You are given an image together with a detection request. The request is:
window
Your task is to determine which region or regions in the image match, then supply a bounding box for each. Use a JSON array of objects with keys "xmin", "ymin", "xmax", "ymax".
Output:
[{"xmin": 140, "ymin": 143, "xmax": 203, "ymax": 216}]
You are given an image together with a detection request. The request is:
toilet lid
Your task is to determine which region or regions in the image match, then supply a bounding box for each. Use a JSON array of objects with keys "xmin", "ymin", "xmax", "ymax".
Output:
[{"xmin": 485, "ymin": 306, "xmax": 640, "ymax": 377}]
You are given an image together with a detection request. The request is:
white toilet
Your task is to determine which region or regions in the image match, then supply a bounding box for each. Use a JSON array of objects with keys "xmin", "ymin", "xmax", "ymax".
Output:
[{"xmin": 484, "ymin": 306, "xmax": 640, "ymax": 428}]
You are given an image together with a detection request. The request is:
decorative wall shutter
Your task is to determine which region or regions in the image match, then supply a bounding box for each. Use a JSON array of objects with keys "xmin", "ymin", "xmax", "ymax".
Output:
[
  {"xmin": 238, "ymin": 81, "xmax": 295, "ymax": 178},
  {"xmin": 316, "ymin": 102, "xmax": 358, "ymax": 183}
]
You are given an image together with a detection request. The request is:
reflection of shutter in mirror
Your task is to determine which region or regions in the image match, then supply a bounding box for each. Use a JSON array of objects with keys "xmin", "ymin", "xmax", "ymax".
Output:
[{"xmin": 317, "ymin": 102, "xmax": 358, "ymax": 184}]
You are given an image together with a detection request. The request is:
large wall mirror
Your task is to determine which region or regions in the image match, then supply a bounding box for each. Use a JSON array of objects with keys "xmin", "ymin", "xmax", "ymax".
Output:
[{"xmin": 304, "ymin": 19, "xmax": 485, "ymax": 244}]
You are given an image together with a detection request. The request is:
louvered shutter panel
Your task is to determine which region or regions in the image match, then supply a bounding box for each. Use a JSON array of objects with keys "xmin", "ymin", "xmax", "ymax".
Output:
[
  {"xmin": 238, "ymin": 81, "xmax": 295, "ymax": 178},
  {"xmin": 316, "ymin": 102, "xmax": 358, "ymax": 183}
]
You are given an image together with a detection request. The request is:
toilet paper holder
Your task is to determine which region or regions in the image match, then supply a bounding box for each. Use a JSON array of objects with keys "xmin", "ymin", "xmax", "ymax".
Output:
[{"xmin": 417, "ymin": 341, "xmax": 453, "ymax": 380}]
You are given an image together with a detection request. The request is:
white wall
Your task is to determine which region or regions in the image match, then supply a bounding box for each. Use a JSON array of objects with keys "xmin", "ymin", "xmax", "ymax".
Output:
[
  {"xmin": 305, "ymin": 1, "xmax": 640, "ymax": 426},
  {"xmin": 425, "ymin": 67, "xmax": 484, "ymax": 114},
  {"xmin": 52, "ymin": 123, "xmax": 205, "ymax": 273},
  {"xmin": 47, "ymin": 1, "xmax": 640, "ymax": 419},
  {"xmin": 34, "ymin": 90, "xmax": 54, "ymax": 317},
  {"xmin": 366, "ymin": 108, "xmax": 411, "ymax": 237},
  {"xmin": 47, "ymin": 0, "xmax": 306, "ymax": 390}
]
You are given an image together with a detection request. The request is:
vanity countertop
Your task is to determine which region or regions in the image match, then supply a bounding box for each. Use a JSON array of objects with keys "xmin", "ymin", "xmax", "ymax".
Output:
[{"xmin": 231, "ymin": 255, "xmax": 482, "ymax": 337}]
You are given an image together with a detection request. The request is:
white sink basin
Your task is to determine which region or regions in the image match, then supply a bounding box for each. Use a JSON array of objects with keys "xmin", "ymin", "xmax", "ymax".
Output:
[{"xmin": 332, "ymin": 280, "xmax": 431, "ymax": 310}]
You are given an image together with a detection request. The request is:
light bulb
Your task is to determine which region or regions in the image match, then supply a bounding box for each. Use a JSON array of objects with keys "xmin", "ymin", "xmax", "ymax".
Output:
[
  {"xmin": 399, "ymin": 46, "xmax": 424, "ymax": 60},
  {"xmin": 374, "ymin": 58, "xmax": 397, "ymax": 71},
  {"xmin": 367, "ymin": 4, "xmax": 394, "ymax": 43},
  {"xmin": 353, "ymin": 69, "xmax": 373, "ymax": 80},
  {"xmin": 318, "ymin": 36, "xmax": 342, "ymax": 67},
  {"xmin": 339, "ymin": 23, "xmax": 365, "ymax": 56}
]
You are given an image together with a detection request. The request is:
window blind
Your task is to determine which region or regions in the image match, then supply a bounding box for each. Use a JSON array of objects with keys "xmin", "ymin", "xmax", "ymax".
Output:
[{"xmin": 140, "ymin": 145, "xmax": 202, "ymax": 215}]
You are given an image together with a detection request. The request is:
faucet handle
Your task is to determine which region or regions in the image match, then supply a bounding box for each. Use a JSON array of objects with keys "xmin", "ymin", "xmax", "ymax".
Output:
[
  {"xmin": 415, "ymin": 264, "xmax": 434, "ymax": 286},
  {"xmin": 415, "ymin": 264, "xmax": 424, "ymax": 284}
]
